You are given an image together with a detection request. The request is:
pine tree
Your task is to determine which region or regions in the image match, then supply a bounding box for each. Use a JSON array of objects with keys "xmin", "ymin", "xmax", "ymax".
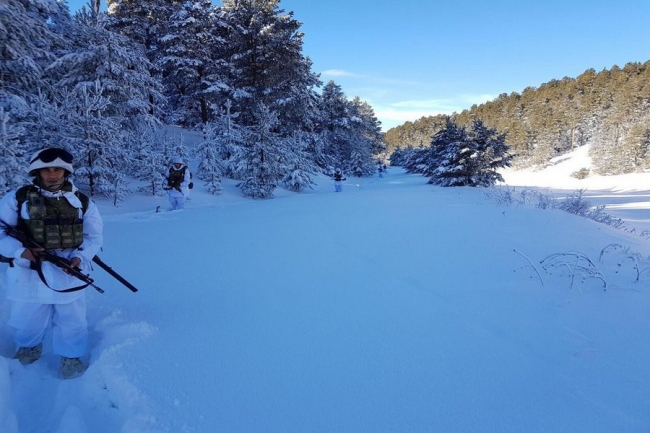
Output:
[
  {"xmin": 207, "ymin": 100, "xmax": 246, "ymax": 179},
  {"xmin": 319, "ymin": 80, "xmax": 352, "ymax": 170},
  {"xmin": 63, "ymin": 81, "xmax": 123, "ymax": 198},
  {"xmin": 428, "ymin": 118, "xmax": 511, "ymax": 187},
  {"xmin": 132, "ymin": 129, "xmax": 167, "ymax": 196},
  {"xmin": 157, "ymin": 0, "xmax": 226, "ymax": 126},
  {"xmin": 106, "ymin": 0, "xmax": 179, "ymax": 56},
  {"xmin": 0, "ymin": 0, "xmax": 62, "ymax": 105},
  {"xmin": 21, "ymin": 90, "xmax": 67, "ymax": 153},
  {"xmin": 0, "ymin": 109, "xmax": 28, "ymax": 192},
  {"xmin": 169, "ymin": 133, "xmax": 192, "ymax": 167},
  {"xmin": 218, "ymin": 0, "xmax": 320, "ymax": 132},
  {"xmin": 236, "ymin": 104, "xmax": 284, "ymax": 198},
  {"xmin": 282, "ymin": 132, "xmax": 317, "ymax": 192},
  {"xmin": 196, "ymin": 124, "xmax": 225, "ymax": 195},
  {"xmin": 467, "ymin": 118, "xmax": 512, "ymax": 186},
  {"xmin": 50, "ymin": 4, "xmax": 163, "ymax": 131},
  {"xmin": 427, "ymin": 117, "xmax": 470, "ymax": 186},
  {"xmin": 109, "ymin": 172, "xmax": 131, "ymax": 205},
  {"xmin": 346, "ymin": 97, "xmax": 384, "ymax": 177}
]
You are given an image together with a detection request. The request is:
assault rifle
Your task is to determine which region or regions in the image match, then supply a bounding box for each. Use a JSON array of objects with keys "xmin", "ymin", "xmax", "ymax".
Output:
[{"xmin": 0, "ymin": 221, "xmax": 138, "ymax": 293}]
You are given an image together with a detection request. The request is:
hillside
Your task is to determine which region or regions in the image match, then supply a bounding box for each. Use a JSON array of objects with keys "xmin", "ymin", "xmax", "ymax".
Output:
[{"xmin": 386, "ymin": 61, "xmax": 650, "ymax": 176}]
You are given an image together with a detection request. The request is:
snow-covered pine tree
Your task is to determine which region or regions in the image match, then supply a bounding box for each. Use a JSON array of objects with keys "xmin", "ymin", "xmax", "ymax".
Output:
[
  {"xmin": 306, "ymin": 128, "xmax": 332, "ymax": 171},
  {"xmin": 157, "ymin": 0, "xmax": 227, "ymax": 126},
  {"xmin": 467, "ymin": 118, "xmax": 512, "ymax": 186},
  {"xmin": 351, "ymin": 96, "xmax": 385, "ymax": 156},
  {"xmin": 109, "ymin": 172, "xmax": 131, "ymax": 206},
  {"xmin": 106, "ymin": 0, "xmax": 178, "ymax": 58},
  {"xmin": 196, "ymin": 123, "xmax": 225, "ymax": 195},
  {"xmin": 427, "ymin": 117, "xmax": 511, "ymax": 187},
  {"xmin": 282, "ymin": 131, "xmax": 317, "ymax": 192},
  {"xmin": 348, "ymin": 147, "xmax": 373, "ymax": 178},
  {"xmin": 0, "ymin": 0, "xmax": 72, "ymax": 162},
  {"xmin": 21, "ymin": 90, "xmax": 67, "ymax": 153},
  {"xmin": 236, "ymin": 104, "xmax": 285, "ymax": 198},
  {"xmin": 63, "ymin": 81, "xmax": 123, "ymax": 198},
  {"xmin": 169, "ymin": 133, "xmax": 192, "ymax": 167},
  {"xmin": 218, "ymin": 0, "xmax": 320, "ymax": 133},
  {"xmin": 427, "ymin": 117, "xmax": 472, "ymax": 186},
  {"xmin": 0, "ymin": 0, "xmax": 62, "ymax": 106},
  {"xmin": 132, "ymin": 129, "xmax": 167, "ymax": 196},
  {"xmin": 208, "ymin": 100, "xmax": 245, "ymax": 179},
  {"xmin": 0, "ymin": 109, "xmax": 28, "ymax": 192},
  {"xmin": 50, "ymin": 3, "xmax": 163, "ymax": 132},
  {"xmin": 401, "ymin": 145, "xmax": 429, "ymax": 174},
  {"xmin": 389, "ymin": 145, "xmax": 408, "ymax": 167},
  {"xmin": 319, "ymin": 80, "xmax": 353, "ymax": 170},
  {"xmin": 345, "ymin": 97, "xmax": 384, "ymax": 177}
]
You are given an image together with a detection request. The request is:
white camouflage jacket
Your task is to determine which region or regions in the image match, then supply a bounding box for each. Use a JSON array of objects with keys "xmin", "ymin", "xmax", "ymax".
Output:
[{"xmin": 0, "ymin": 183, "xmax": 103, "ymax": 304}]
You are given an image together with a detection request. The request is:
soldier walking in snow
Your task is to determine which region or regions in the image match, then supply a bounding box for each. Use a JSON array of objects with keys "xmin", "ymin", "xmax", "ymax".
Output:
[
  {"xmin": 333, "ymin": 168, "xmax": 346, "ymax": 192},
  {"xmin": 166, "ymin": 156, "xmax": 192, "ymax": 210},
  {"xmin": 0, "ymin": 147, "xmax": 103, "ymax": 379}
]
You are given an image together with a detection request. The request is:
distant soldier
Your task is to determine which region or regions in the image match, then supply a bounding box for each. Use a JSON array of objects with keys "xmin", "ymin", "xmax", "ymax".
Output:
[
  {"xmin": 333, "ymin": 168, "xmax": 346, "ymax": 192},
  {"xmin": 166, "ymin": 156, "xmax": 192, "ymax": 210}
]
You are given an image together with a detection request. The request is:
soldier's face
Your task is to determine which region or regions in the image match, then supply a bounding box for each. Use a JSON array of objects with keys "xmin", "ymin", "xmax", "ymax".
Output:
[
  {"xmin": 39, "ymin": 167, "xmax": 66, "ymax": 188},
  {"xmin": 174, "ymin": 163, "xmax": 182, "ymax": 169}
]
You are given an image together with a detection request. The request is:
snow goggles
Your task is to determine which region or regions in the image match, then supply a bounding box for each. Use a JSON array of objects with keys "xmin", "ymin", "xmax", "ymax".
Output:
[{"xmin": 31, "ymin": 148, "xmax": 74, "ymax": 164}]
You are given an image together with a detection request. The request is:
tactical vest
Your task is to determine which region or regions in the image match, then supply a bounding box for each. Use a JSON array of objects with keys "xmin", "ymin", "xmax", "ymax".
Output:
[
  {"xmin": 168, "ymin": 166, "xmax": 188, "ymax": 188},
  {"xmin": 16, "ymin": 185, "xmax": 87, "ymax": 250}
]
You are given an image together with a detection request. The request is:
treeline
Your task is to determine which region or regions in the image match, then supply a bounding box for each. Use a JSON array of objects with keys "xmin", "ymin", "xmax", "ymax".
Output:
[
  {"xmin": 1, "ymin": 0, "xmax": 384, "ymax": 201},
  {"xmin": 390, "ymin": 118, "xmax": 512, "ymax": 187},
  {"xmin": 385, "ymin": 61, "xmax": 650, "ymax": 175}
]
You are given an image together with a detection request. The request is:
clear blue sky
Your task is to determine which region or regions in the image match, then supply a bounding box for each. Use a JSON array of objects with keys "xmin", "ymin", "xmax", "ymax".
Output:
[{"xmin": 66, "ymin": 0, "xmax": 650, "ymax": 131}]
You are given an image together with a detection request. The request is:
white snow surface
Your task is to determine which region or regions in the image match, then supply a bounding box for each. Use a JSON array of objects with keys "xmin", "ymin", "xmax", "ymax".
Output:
[{"xmin": 2, "ymin": 144, "xmax": 650, "ymax": 432}]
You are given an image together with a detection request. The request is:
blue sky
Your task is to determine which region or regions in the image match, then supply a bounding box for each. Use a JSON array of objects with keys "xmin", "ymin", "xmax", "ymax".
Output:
[{"xmin": 66, "ymin": 0, "xmax": 650, "ymax": 131}]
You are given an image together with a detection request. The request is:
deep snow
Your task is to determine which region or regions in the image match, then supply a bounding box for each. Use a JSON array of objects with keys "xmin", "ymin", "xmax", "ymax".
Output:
[{"xmin": 1, "ymin": 145, "xmax": 650, "ymax": 432}]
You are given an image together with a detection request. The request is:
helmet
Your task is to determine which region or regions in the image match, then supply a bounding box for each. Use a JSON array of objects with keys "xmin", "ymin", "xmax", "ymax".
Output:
[
  {"xmin": 28, "ymin": 148, "xmax": 74, "ymax": 176},
  {"xmin": 172, "ymin": 155, "xmax": 183, "ymax": 164},
  {"xmin": 335, "ymin": 168, "xmax": 341, "ymax": 174}
]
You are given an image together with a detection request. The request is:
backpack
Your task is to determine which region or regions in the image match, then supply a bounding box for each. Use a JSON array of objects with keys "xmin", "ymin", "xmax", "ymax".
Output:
[{"xmin": 168, "ymin": 166, "xmax": 194, "ymax": 189}]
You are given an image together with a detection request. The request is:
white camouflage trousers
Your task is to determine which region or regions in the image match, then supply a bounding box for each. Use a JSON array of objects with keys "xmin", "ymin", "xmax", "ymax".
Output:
[{"xmin": 9, "ymin": 296, "xmax": 88, "ymax": 358}]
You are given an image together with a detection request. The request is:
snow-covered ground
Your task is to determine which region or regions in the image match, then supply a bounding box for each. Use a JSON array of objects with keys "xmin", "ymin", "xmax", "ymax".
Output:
[
  {"xmin": 1, "ymin": 145, "xmax": 650, "ymax": 432},
  {"xmin": 502, "ymin": 145, "xmax": 650, "ymax": 233}
]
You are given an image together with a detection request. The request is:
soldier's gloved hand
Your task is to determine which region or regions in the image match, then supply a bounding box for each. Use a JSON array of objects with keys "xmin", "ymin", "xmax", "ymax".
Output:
[
  {"xmin": 69, "ymin": 257, "xmax": 81, "ymax": 269},
  {"xmin": 21, "ymin": 248, "xmax": 43, "ymax": 262}
]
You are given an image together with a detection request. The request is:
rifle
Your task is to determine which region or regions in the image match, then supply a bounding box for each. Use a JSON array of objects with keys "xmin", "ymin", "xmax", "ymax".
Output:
[
  {"xmin": 0, "ymin": 221, "xmax": 138, "ymax": 293},
  {"xmin": 92, "ymin": 255, "xmax": 138, "ymax": 293}
]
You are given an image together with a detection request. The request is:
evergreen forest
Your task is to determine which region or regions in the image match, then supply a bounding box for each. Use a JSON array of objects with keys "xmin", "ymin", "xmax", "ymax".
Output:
[
  {"xmin": 1, "ymin": 0, "xmax": 384, "ymax": 201},
  {"xmin": 3, "ymin": 0, "xmax": 648, "ymax": 204},
  {"xmin": 385, "ymin": 62, "xmax": 650, "ymax": 176}
]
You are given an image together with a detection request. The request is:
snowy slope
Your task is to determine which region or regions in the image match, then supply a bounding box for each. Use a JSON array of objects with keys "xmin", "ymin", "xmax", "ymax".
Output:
[{"xmin": 1, "ymin": 153, "xmax": 650, "ymax": 432}]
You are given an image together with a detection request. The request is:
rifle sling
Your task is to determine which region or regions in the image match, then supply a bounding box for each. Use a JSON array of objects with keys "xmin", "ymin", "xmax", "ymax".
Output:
[{"xmin": 31, "ymin": 258, "xmax": 90, "ymax": 293}]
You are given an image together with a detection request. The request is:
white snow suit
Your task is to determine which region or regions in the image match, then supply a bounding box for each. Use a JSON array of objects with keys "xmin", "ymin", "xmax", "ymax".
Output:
[
  {"xmin": 0, "ymin": 183, "xmax": 103, "ymax": 357},
  {"xmin": 167, "ymin": 164, "xmax": 191, "ymax": 210}
]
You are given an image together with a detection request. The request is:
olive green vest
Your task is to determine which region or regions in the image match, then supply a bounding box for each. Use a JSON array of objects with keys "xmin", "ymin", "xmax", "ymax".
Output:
[
  {"xmin": 16, "ymin": 185, "xmax": 88, "ymax": 249},
  {"xmin": 168, "ymin": 166, "xmax": 188, "ymax": 188}
]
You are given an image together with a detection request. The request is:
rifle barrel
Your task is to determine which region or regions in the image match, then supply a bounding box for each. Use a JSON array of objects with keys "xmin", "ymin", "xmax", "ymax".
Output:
[{"xmin": 92, "ymin": 256, "xmax": 139, "ymax": 292}]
